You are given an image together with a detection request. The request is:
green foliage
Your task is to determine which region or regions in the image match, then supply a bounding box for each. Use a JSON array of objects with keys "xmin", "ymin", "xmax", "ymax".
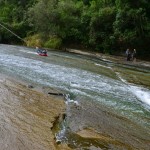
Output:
[
  {"xmin": 25, "ymin": 34, "xmax": 44, "ymax": 47},
  {"xmin": 44, "ymin": 37, "xmax": 62, "ymax": 49},
  {"xmin": 0, "ymin": 0, "xmax": 150, "ymax": 59},
  {"xmin": 0, "ymin": 0, "xmax": 35, "ymax": 43},
  {"xmin": 89, "ymin": 5, "xmax": 116, "ymax": 52}
]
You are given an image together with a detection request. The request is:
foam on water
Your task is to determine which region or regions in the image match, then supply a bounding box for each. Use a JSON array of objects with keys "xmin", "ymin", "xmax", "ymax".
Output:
[
  {"xmin": 0, "ymin": 54, "xmax": 128, "ymax": 95},
  {"xmin": 130, "ymin": 85, "xmax": 150, "ymax": 106},
  {"xmin": 115, "ymin": 72, "xmax": 150, "ymax": 107},
  {"xmin": 115, "ymin": 72, "xmax": 127, "ymax": 83},
  {"xmin": 19, "ymin": 49, "xmax": 37, "ymax": 55},
  {"xmin": 0, "ymin": 54, "xmax": 150, "ymax": 108},
  {"xmin": 0, "ymin": 52, "xmax": 150, "ymax": 129},
  {"xmin": 101, "ymin": 58, "xmax": 113, "ymax": 62},
  {"xmin": 95, "ymin": 63, "xmax": 111, "ymax": 69}
]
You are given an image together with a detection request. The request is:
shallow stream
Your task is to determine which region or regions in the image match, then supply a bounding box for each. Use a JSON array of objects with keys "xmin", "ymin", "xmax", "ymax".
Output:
[{"xmin": 0, "ymin": 44, "xmax": 150, "ymax": 149}]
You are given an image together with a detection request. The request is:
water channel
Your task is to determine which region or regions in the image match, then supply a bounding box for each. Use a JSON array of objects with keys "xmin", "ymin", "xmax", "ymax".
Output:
[{"xmin": 0, "ymin": 44, "xmax": 150, "ymax": 149}]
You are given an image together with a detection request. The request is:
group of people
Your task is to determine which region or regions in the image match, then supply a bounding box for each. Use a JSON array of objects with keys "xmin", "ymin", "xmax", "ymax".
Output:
[{"xmin": 126, "ymin": 48, "xmax": 137, "ymax": 62}]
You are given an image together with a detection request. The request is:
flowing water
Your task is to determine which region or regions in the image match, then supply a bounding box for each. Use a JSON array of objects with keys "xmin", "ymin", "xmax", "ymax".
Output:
[{"xmin": 0, "ymin": 44, "xmax": 150, "ymax": 149}]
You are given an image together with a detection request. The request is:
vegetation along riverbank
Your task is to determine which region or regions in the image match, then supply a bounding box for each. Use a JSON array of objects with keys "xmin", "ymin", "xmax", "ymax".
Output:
[{"xmin": 0, "ymin": 0, "xmax": 150, "ymax": 60}]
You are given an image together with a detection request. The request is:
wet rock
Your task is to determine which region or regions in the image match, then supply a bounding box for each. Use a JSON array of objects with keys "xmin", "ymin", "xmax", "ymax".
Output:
[
  {"xmin": 48, "ymin": 92, "xmax": 64, "ymax": 96},
  {"xmin": 0, "ymin": 76, "xmax": 70, "ymax": 150},
  {"xmin": 27, "ymin": 85, "xmax": 34, "ymax": 88},
  {"xmin": 89, "ymin": 146, "xmax": 102, "ymax": 150},
  {"xmin": 56, "ymin": 140, "xmax": 61, "ymax": 145}
]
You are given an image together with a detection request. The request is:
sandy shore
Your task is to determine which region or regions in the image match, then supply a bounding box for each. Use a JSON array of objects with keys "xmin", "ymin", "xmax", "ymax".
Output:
[{"xmin": 0, "ymin": 75, "xmax": 71, "ymax": 150}]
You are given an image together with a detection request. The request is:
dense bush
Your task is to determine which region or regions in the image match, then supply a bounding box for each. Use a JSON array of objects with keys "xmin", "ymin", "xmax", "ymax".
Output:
[
  {"xmin": 25, "ymin": 34, "xmax": 44, "ymax": 47},
  {"xmin": 44, "ymin": 37, "xmax": 62, "ymax": 49},
  {"xmin": 0, "ymin": 0, "xmax": 150, "ymax": 60}
]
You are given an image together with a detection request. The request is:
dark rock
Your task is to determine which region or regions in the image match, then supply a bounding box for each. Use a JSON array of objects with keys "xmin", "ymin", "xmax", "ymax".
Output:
[
  {"xmin": 48, "ymin": 92, "xmax": 64, "ymax": 96},
  {"xmin": 27, "ymin": 85, "xmax": 34, "ymax": 88}
]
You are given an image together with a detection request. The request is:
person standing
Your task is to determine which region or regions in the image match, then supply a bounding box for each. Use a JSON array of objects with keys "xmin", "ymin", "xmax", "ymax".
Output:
[
  {"xmin": 126, "ymin": 49, "xmax": 129, "ymax": 61},
  {"xmin": 126, "ymin": 48, "xmax": 131, "ymax": 61},
  {"xmin": 132, "ymin": 49, "xmax": 137, "ymax": 62}
]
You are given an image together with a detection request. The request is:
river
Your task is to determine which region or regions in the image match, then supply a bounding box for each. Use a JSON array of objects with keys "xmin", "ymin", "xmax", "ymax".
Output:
[{"xmin": 0, "ymin": 44, "xmax": 150, "ymax": 149}]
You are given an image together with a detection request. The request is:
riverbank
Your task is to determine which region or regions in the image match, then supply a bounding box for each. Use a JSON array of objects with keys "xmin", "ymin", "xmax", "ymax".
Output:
[
  {"xmin": 66, "ymin": 48, "xmax": 150, "ymax": 69},
  {"xmin": 0, "ymin": 74, "xmax": 71, "ymax": 150}
]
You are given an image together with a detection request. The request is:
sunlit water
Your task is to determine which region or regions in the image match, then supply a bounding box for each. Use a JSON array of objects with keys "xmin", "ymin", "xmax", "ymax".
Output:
[{"xmin": 0, "ymin": 44, "xmax": 150, "ymax": 149}]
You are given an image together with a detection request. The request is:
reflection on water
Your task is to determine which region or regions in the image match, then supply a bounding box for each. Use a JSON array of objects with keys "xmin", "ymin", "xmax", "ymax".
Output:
[{"xmin": 0, "ymin": 44, "xmax": 150, "ymax": 149}]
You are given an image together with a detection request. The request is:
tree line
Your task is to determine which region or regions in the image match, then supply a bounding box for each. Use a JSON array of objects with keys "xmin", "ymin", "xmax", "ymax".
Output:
[{"xmin": 0, "ymin": 0, "xmax": 150, "ymax": 60}]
